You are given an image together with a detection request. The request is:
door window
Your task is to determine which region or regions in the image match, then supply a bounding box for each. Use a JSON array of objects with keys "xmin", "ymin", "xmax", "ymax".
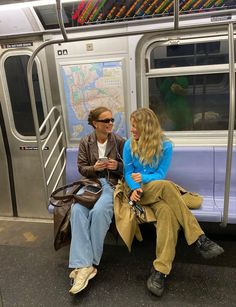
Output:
[{"xmin": 4, "ymin": 55, "xmax": 45, "ymax": 136}]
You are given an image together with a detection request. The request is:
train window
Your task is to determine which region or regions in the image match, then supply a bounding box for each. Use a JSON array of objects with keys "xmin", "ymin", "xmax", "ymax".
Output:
[
  {"xmin": 148, "ymin": 73, "xmax": 235, "ymax": 131},
  {"xmin": 150, "ymin": 42, "xmax": 228, "ymax": 69},
  {"xmin": 4, "ymin": 55, "xmax": 45, "ymax": 136}
]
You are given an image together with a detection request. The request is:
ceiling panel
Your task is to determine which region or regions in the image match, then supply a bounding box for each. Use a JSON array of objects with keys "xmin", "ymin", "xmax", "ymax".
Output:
[
  {"xmin": 1, "ymin": 1, "xmax": 39, "ymax": 4},
  {"xmin": 0, "ymin": 0, "xmax": 73, "ymax": 4}
]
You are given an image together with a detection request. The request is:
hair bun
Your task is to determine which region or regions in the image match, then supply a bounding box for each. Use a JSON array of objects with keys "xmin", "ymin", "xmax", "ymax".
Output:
[{"xmin": 88, "ymin": 112, "xmax": 93, "ymax": 126}]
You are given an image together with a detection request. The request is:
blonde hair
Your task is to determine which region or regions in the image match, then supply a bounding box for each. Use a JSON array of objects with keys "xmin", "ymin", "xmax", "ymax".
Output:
[{"xmin": 130, "ymin": 108, "xmax": 165, "ymax": 166}]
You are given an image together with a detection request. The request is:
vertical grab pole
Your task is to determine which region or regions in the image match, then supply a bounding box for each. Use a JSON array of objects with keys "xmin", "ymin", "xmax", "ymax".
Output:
[
  {"xmin": 26, "ymin": 0, "xmax": 68, "ymax": 204},
  {"xmin": 56, "ymin": 0, "xmax": 68, "ymax": 41},
  {"xmin": 174, "ymin": 0, "xmax": 179, "ymax": 30},
  {"xmin": 27, "ymin": 45, "xmax": 48, "ymax": 204},
  {"xmin": 221, "ymin": 23, "xmax": 235, "ymax": 227}
]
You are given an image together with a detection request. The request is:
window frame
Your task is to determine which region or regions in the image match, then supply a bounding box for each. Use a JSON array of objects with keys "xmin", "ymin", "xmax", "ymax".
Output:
[
  {"xmin": 1, "ymin": 50, "xmax": 48, "ymax": 140},
  {"xmin": 139, "ymin": 31, "xmax": 236, "ymax": 146}
]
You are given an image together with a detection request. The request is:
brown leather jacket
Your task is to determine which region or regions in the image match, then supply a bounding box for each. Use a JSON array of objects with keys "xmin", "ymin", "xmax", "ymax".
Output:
[{"xmin": 77, "ymin": 131, "xmax": 125, "ymax": 186}]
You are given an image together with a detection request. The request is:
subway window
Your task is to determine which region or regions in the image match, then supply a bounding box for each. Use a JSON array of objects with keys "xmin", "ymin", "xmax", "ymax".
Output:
[
  {"xmin": 149, "ymin": 73, "xmax": 236, "ymax": 131},
  {"xmin": 4, "ymin": 55, "xmax": 45, "ymax": 136},
  {"xmin": 150, "ymin": 41, "xmax": 228, "ymax": 69}
]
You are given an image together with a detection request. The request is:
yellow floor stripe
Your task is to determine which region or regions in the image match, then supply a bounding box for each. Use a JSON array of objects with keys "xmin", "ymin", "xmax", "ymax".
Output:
[{"xmin": 23, "ymin": 232, "xmax": 38, "ymax": 242}]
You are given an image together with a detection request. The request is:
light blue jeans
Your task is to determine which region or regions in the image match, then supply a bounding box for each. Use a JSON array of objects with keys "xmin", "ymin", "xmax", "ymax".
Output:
[{"xmin": 69, "ymin": 178, "xmax": 114, "ymax": 268}]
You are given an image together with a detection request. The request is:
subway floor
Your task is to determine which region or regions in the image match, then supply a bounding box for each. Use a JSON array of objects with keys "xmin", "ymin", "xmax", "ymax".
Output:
[{"xmin": 0, "ymin": 219, "xmax": 236, "ymax": 307}]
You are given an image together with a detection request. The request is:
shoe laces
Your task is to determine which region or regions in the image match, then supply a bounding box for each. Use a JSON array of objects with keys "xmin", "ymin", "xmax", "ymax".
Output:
[
  {"xmin": 196, "ymin": 235, "xmax": 213, "ymax": 248},
  {"xmin": 73, "ymin": 267, "xmax": 93, "ymax": 284},
  {"xmin": 152, "ymin": 270, "xmax": 165, "ymax": 282}
]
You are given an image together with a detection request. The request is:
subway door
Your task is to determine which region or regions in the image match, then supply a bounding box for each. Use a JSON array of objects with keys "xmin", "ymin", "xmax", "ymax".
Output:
[
  {"xmin": 0, "ymin": 48, "xmax": 52, "ymax": 218},
  {"xmin": 0, "ymin": 113, "xmax": 13, "ymax": 216}
]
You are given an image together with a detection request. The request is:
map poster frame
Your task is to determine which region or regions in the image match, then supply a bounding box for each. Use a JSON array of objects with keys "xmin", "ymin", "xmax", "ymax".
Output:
[{"xmin": 58, "ymin": 58, "xmax": 127, "ymax": 146}]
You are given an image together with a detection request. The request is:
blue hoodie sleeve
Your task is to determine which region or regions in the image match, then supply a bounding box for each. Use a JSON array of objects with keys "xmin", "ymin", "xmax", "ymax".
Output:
[
  {"xmin": 141, "ymin": 141, "xmax": 173, "ymax": 183},
  {"xmin": 123, "ymin": 139, "xmax": 141, "ymax": 190}
]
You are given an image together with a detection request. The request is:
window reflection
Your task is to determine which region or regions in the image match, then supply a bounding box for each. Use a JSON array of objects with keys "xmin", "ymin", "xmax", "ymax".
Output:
[
  {"xmin": 150, "ymin": 41, "xmax": 228, "ymax": 69},
  {"xmin": 149, "ymin": 73, "xmax": 234, "ymax": 131}
]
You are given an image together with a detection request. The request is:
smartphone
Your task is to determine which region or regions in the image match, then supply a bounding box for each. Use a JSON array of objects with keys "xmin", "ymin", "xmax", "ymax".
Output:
[
  {"xmin": 99, "ymin": 157, "xmax": 108, "ymax": 162},
  {"xmin": 84, "ymin": 185, "xmax": 102, "ymax": 194}
]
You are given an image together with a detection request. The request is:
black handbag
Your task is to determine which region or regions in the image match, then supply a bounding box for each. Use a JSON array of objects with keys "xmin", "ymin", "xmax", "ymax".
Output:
[{"xmin": 49, "ymin": 178, "xmax": 102, "ymax": 251}]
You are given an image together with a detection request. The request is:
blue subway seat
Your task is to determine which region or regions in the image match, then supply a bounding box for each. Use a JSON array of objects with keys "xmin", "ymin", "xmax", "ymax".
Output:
[
  {"xmin": 48, "ymin": 204, "xmax": 55, "ymax": 214},
  {"xmin": 65, "ymin": 147, "xmax": 80, "ymax": 183},
  {"xmin": 167, "ymin": 147, "xmax": 221, "ymax": 222},
  {"xmin": 50, "ymin": 146, "xmax": 235, "ymax": 224}
]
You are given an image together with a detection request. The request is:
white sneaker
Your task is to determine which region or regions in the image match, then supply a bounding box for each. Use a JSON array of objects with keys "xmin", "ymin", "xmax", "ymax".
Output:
[
  {"xmin": 69, "ymin": 266, "xmax": 97, "ymax": 295},
  {"xmin": 69, "ymin": 269, "xmax": 77, "ymax": 280}
]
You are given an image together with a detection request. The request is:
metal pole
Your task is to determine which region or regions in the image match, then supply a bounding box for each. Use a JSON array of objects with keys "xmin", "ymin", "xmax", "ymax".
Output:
[
  {"xmin": 221, "ymin": 22, "xmax": 235, "ymax": 227},
  {"xmin": 27, "ymin": 51, "xmax": 47, "ymax": 203},
  {"xmin": 56, "ymin": 0, "xmax": 68, "ymax": 41},
  {"xmin": 174, "ymin": 0, "xmax": 179, "ymax": 30}
]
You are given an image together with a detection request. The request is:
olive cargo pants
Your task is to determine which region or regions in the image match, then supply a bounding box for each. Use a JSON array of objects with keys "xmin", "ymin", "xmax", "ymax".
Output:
[{"xmin": 140, "ymin": 180, "xmax": 204, "ymax": 275}]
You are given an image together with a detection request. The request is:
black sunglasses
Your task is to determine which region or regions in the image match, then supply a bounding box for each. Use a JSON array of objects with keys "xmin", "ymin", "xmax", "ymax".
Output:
[{"xmin": 96, "ymin": 118, "xmax": 115, "ymax": 123}]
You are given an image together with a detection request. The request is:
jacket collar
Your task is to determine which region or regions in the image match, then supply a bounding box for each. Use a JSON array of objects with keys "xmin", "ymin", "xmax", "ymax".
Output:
[
  {"xmin": 105, "ymin": 133, "xmax": 115, "ymax": 157},
  {"xmin": 88, "ymin": 131, "xmax": 115, "ymax": 160},
  {"xmin": 88, "ymin": 131, "xmax": 99, "ymax": 161}
]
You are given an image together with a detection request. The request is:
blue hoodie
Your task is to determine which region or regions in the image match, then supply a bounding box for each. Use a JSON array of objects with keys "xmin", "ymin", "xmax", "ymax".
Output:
[{"xmin": 123, "ymin": 138, "xmax": 173, "ymax": 190}]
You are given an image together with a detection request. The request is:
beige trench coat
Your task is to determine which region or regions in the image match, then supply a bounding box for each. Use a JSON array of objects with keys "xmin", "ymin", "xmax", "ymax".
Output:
[{"xmin": 114, "ymin": 179, "xmax": 203, "ymax": 251}]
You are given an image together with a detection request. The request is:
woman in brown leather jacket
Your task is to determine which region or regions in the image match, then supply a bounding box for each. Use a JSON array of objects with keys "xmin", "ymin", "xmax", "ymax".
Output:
[{"xmin": 69, "ymin": 106, "xmax": 125, "ymax": 295}]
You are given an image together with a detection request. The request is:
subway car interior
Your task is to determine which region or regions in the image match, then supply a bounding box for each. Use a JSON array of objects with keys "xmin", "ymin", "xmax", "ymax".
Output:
[{"xmin": 0, "ymin": 0, "xmax": 236, "ymax": 306}]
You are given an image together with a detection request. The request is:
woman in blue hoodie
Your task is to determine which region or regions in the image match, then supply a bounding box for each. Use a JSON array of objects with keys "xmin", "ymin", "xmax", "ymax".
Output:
[{"xmin": 122, "ymin": 107, "xmax": 224, "ymax": 297}]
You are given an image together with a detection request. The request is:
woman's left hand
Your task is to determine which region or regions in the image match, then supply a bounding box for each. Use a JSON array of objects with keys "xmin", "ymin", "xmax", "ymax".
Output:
[
  {"xmin": 130, "ymin": 188, "xmax": 143, "ymax": 202},
  {"xmin": 107, "ymin": 159, "xmax": 118, "ymax": 170},
  {"xmin": 131, "ymin": 172, "xmax": 142, "ymax": 183}
]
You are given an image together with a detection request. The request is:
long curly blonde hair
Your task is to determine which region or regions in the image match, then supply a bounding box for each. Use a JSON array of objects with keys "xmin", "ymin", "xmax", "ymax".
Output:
[{"xmin": 130, "ymin": 108, "xmax": 164, "ymax": 166}]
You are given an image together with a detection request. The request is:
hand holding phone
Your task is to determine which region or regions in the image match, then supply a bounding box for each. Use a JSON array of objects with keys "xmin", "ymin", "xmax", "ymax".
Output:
[
  {"xmin": 99, "ymin": 157, "xmax": 108, "ymax": 162},
  {"xmin": 107, "ymin": 158, "xmax": 118, "ymax": 170},
  {"xmin": 94, "ymin": 157, "xmax": 108, "ymax": 171}
]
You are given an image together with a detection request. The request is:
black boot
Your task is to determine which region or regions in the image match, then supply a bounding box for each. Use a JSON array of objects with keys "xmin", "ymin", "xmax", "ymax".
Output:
[
  {"xmin": 195, "ymin": 234, "xmax": 224, "ymax": 259},
  {"xmin": 147, "ymin": 267, "xmax": 166, "ymax": 297}
]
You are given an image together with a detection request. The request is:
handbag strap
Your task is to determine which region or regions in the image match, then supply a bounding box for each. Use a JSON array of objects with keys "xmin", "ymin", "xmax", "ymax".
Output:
[
  {"xmin": 50, "ymin": 181, "xmax": 83, "ymax": 201},
  {"xmin": 49, "ymin": 178, "xmax": 102, "ymax": 207}
]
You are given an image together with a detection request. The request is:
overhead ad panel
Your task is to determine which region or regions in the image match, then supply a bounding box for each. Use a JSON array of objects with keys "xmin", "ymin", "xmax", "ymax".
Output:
[{"xmin": 34, "ymin": 0, "xmax": 236, "ymax": 29}]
